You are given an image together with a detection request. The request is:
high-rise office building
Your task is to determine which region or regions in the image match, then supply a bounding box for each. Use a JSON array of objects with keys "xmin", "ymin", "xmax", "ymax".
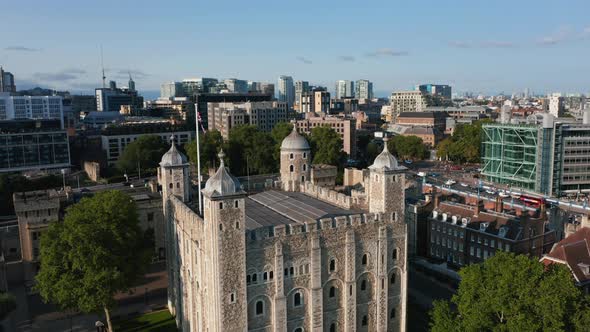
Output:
[
  {"xmin": 416, "ymin": 84, "xmax": 452, "ymax": 100},
  {"xmin": 161, "ymin": 82, "xmax": 184, "ymax": 98},
  {"xmin": 259, "ymin": 83, "xmax": 275, "ymax": 96},
  {"xmin": 335, "ymin": 80, "xmax": 354, "ymax": 99},
  {"xmin": 207, "ymin": 101, "xmax": 289, "ymax": 138},
  {"xmin": 300, "ymin": 88, "xmax": 331, "ymax": 115},
  {"xmin": 181, "ymin": 78, "xmax": 219, "ymax": 96},
  {"xmin": 224, "ymin": 78, "xmax": 249, "ymax": 94},
  {"xmin": 0, "ymin": 67, "xmax": 16, "ymax": 94},
  {"xmin": 0, "ymin": 119, "xmax": 70, "ymax": 173},
  {"xmin": 95, "ymin": 81, "xmax": 143, "ymax": 113},
  {"xmin": 355, "ymin": 79, "xmax": 373, "ymax": 100},
  {"xmin": 295, "ymin": 81, "xmax": 310, "ymax": 107},
  {"xmin": 278, "ymin": 75, "xmax": 295, "ymax": 107},
  {"xmin": 549, "ymin": 93, "xmax": 565, "ymax": 117}
]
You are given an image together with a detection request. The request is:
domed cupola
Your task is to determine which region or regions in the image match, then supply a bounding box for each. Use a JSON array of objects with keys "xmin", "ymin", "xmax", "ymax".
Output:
[
  {"xmin": 202, "ymin": 150, "xmax": 245, "ymax": 199},
  {"xmin": 369, "ymin": 138, "xmax": 405, "ymax": 171},
  {"xmin": 280, "ymin": 124, "xmax": 310, "ymax": 151},
  {"xmin": 160, "ymin": 136, "xmax": 188, "ymax": 167}
]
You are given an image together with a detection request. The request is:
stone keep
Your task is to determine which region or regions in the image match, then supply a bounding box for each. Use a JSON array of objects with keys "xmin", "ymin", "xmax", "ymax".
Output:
[{"xmin": 160, "ymin": 130, "xmax": 409, "ymax": 332}]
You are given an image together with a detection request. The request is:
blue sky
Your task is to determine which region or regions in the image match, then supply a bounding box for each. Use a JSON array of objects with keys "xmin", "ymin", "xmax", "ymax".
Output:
[{"xmin": 1, "ymin": 0, "xmax": 590, "ymax": 97}]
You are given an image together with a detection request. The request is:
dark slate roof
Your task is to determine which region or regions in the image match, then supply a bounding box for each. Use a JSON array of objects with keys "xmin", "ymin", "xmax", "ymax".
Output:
[{"xmin": 244, "ymin": 190, "xmax": 360, "ymax": 230}]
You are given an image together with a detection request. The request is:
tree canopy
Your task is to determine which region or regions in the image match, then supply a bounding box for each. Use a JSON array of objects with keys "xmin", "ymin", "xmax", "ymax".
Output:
[
  {"xmin": 185, "ymin": 129, "xmax": 224, "ymax": 173},
  {"xmin": 35, "ymin": 190, "xmax": 151, "ymax": 332},
  {"xmin": 117, "ymin": 135, "xmax": 169, "ymax": 174},
  {"xmin": 0, "ymin": 292, "xmax": 16, "ymax": 321},
  {"xmin": 387, "ymin": 135, "xmax": 428, "ymax": 161},
  {"xmin": 227, "ymin": 125, "xmax": 277, "ymax": 176},
  {"xmin": 309, "ymin": 126, "xmax": 344, "ymax": 166},
  {"xmin": 271, "ymin": 122, "xmax": 293, "ymax": 163},
  {"xmin": 430, "ymin": 251, "xmax": 590, "ymax": 332},
  {"xmin": 436, "ymin": 119, "xmax": 493, "ymax": 164}
]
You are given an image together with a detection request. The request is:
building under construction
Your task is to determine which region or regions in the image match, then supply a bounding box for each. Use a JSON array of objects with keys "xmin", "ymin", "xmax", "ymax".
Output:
[{"xmin": 481, "ymin": 111, "xmax": 590, "ymax": 197}]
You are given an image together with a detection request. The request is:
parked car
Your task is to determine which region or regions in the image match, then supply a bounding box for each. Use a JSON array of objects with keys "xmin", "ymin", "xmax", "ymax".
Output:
[{"xmin": 445, "ymin": 179, "xmax": 456, "ymax": 186}]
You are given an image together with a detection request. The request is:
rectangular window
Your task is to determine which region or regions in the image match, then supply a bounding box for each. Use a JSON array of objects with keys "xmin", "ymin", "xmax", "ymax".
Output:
[{"xmin": 470, "ymin": 246, "xmax": 474, "ymax": 256}]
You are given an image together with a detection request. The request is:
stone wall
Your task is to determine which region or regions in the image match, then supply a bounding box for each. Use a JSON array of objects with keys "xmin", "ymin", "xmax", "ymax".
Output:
[
  {"xmin": 300, "ymin": 182, "xmax": 352, "ymax": 210},
  {"xmin": 83, "ymin": 161, "xmax": 101, "ymax": 182}
]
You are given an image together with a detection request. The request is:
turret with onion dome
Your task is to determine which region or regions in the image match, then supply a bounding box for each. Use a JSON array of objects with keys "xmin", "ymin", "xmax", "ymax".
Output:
[
  {"xmin": 369, "ymin": 138, "xmax": 406, "ymax": 172},
  {"xmin": 280, "ymin": 122, "xmax": 311, "ymax": 192},
  {"xmin": 367, "ymin": 137, "xmax": 407, "ymax": 214},
  {"xmin": 158, "ymin": 136, "xmax": 191, "ymax": 203},
  {"xmin": 202, "ymin": 149, "xmax": 245, "ymax": 199}
]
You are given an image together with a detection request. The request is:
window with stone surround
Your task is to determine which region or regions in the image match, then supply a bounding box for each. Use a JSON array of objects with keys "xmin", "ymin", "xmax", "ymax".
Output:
[
  {"xmin": 255, "ymin": 300, "xmax": 264, "ymax": 315},
  {"xmin": 329, "ymin": 258, "xmax": 336, "ymax": 272},
  {"xmin": 293, "ymin": 291, "xmax": 303, "ymax": 307}
]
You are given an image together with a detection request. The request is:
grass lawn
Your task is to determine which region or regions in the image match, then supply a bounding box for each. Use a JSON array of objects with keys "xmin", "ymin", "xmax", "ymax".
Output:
[{"xmin": 112, "ymin": 309, "xmax": 178, "ymax": 332}]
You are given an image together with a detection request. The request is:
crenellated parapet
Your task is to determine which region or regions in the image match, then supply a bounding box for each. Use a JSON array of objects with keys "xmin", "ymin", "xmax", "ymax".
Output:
[
  {"xmin": 245, "ymin": 211, "xmax": 401, "ymax": 244},
  {"xmin": 299, "ymin": 181, "xmax": 352, "ymax": 209}
]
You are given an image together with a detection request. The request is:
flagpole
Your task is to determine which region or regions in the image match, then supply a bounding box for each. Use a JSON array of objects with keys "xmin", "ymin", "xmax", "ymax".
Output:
[{"xmin": 196, "ymin": 109, "xmax": 203, "ymax": 215}]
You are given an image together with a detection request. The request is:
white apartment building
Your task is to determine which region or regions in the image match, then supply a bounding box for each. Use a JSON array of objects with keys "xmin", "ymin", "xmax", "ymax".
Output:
[{"xmin": 0, "ymin": 93, "xmax": 63, "ymax": 127}]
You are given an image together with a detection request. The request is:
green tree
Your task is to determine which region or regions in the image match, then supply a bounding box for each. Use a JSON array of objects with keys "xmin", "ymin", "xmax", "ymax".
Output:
[
  {"xmin": 387, "ymin": 135, "xmax": 428, "ymax": 160},
  {"xmin": 436, "ymin": 119, "xmax": 493, "ymax": 164},
  {"xmin": 0, "ymin": 293, "xmax": 16, "ymax": 321},
  {"xmin": 227, "ymin": 125, "xmax": 277, "ymax": 176},
  {"xmin": 117, "ymin": 135, "xmax": 168, "ymax": 175},
  {"xmin": 271, "ymin": 122, "xmax": 293, "ymax": 163},
  {"xmin": 35, "ymin": 190, "xmax": 151, "ymax": 332},
  {"xmin": 430, "ymin": 251, "xmax": 589, "ymax": 332},
  {"xmin": 309, "ymin": 126, "xmax": 344, "ymax": 166},
  {"xmin": 185, "ymin": 130, "xmax": 224, "ymax": 173}
]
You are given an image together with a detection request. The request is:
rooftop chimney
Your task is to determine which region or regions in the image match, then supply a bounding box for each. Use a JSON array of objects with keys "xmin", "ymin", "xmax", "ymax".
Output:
[
  {"xmin": 495, "ymin": 196, "xmax": 504, "ymax": 213},
  {"xmin": 474, "ymin": 200, "xmax": 483, "ymax": 216}
]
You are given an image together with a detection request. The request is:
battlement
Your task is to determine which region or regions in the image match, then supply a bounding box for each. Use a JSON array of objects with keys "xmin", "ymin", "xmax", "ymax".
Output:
[
  {"xmin": 168, "ymin": 195, "xmax": 204, "ymax": 229},
  {"xmin": 245, "ymin": 211, "xmax": 399, "ymax": 243},
  {"xmin": 299, "ymin": 181, "xmax": 352, "ymax": 209}
]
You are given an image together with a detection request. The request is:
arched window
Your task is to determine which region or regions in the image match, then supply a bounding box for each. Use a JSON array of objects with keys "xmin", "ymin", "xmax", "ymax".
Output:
[
  {"xmin": 329, "ymin": 286, "xmax": 336, "ymax": 298},
  {"xmin": 263, "ymin": 272, "xmax": 268, "ymax": 281},
  {"xmin": 392, "ymin": 248, "xmax": 398, "ymax": 260},
  {"xmin": 246, "ymin": 275, "xmax": 251, "ymax": 284},
  {"xmin": 290, "ymin": 165, "xmax": 294, "ymax": 172},
  {"xmin": 294, "ymin": 328, "xmax": 303, "ymax": 332},
  {"xmin": 235, "ymin": 200, "xmax": 239, "ymax": 208},
  {"xmin": 362, "ymin": 254, "xmax": 368, "ymax": 265},
  {"xmin": 219, "ymin": 224, "xmax": 223, "ymax": 231},
  {"xmin": 252, "ymin": 274, "xmax": 257, "ymax": 283},
  {"xmin": 176, "ymin": 182, "xmax": 180, "ymax": 188},
  {"xmin": 219, "ymin": 202, "xmax": 223, "ymax": 209},
  {"xmin": 301, "ymin": 175, "xmax": 305, "ymax": 182},
  {"xmin": 269, "ymin": 271, "xmax": 274, "ymax": 280},
  {"xmin": 390, "ymin": 273, "xmax": 396, "ymax": 285},
  {"xmin": 390, "ymin": 307, "xmax": 396, "ymax": 319},
  {"xmin": 290, "ymin": 153, "xmax": 294, "ymax": 159},
  {"xmin": 362, "ymin": 315, "xmax": 368, "ymax": 326},
  {"xmin": 329, "ymin": 323, "xmax": 336, "ymax": 332},
  {"xmin": 303, "ymin": 164, "xmax": 306, "ymax": 171},
  {"xmin": 230, "ymin": 293, "xmax": 235, "ymax": 303},
  {"xmin": 294, "ymin": 292, "xmax": 302, "ymax": 307},
  {"xmin": 169, "ymin": 183, "xmax": 173, "ymax": 189},
  {"xmin": 255, "ymin": 301, "xmax": 264, "ymax": 315},
  {"xmin": 329, "ymin": 259, "xmax": 336, "ymax": 272},
  {"xmin": 361, "ymin": 280, "xmax": 366, "ymax": 291},
  {"xmin": 303, "ymin": 152, "xmax": 307, "ymax": 159},
  {"xmin": 235, "ymin": 222, "xmax": 240, "ymax": 229}
]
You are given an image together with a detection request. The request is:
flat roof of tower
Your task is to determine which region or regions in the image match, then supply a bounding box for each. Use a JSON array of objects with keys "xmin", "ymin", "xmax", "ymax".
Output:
[{"xmin": 244, "ymin": 190, "xmax": 360, "ymax": 230}]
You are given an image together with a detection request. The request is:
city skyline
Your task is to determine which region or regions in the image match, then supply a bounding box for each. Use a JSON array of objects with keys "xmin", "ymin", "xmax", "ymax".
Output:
[{"xmin": 1, "ymin": 0, "xmax": 590, "ymax": 97}]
